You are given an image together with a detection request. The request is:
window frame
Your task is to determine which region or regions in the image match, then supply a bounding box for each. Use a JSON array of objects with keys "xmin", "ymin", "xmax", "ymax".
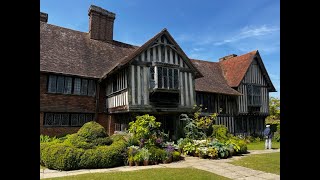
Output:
[
  {"xmin": 47, "ymin": 74, "xmax": 96, "ymax": 97},
  {"xmin": 43, "ymin": 112, "xmax": 94, "ymax": 127}
]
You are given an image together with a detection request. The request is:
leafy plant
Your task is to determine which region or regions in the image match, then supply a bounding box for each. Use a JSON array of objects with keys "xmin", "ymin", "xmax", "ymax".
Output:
[
  {"xmin": 129, "ymin": 114, "xmax": 161, "ymax": 140},
  {"xmin": 212, "ymin": 125, "xmax": 229, "ymax": 142},
  {"xmin": 180, "ymin": 114, "xmax": 205, "ymax": 139},
  {"xmin": 182, "ymin": 142, "xmax": 196, "ymax": 155},
  {"xmin": 193, "ymin": 105, "xmax": 218, "ymax": 136},
  {"xmin": 207, "ymin": 148, "xmax": 218, "ymax": 159},
  {"xmin": 40, "ymin": 135, "xmax": 55, "ymax": 143},
  {"xmin": 139, "ymin": 147, "xmax": 151, "ymax": 161},
  {"xmin": 172, "ymin": 151, "xmax": 181, "ymax": 161}
]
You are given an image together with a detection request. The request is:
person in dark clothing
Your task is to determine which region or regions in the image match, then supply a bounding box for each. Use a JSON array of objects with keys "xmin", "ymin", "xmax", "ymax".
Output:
[{"xmin": 263, "ymin": 124, "xmax": 272, "ymax": 149}]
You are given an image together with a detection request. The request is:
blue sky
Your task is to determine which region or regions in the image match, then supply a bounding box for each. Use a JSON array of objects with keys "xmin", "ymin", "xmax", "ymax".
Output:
[{"xmin": 40, "ymin": 0, "xmax": 280, "ymax": 98}]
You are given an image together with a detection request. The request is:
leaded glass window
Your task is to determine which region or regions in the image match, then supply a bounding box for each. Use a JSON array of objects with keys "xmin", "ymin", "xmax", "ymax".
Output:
[
  {"xmin": 158, "ymin": 67, "xmax": 163, "ymax": 88},
  {"xmin": 79, "ymin": 114, "xmax": 86, "ymax": 125},
  {"xmin": 163, "ymin": 68, "xmax": 168, "ymax": 88},
  {"xmin": 64, "ymin": 77, "xmax": 72, "ymax": 94},
  {"xmin": 56, "ymin": 76, "xmax": 65, "ymax": 93},
  {"xmin": 73, "ymin": 78, "xmax": 81, "ymax": 95},
  {"xmin": 44, "ymin": 113, "xmax": 54, "ymax": 126},
  {"xmin": 48, "ymin": 75, "xmax": 57, "ymax": 93},
  {"xmin": 53, "ymin": 114, "xmax": 61, "ymax": 126},
  {"xmin": 61, "ymin": 114, "xmax": 69, "ymax": 126},
  {"xmin": 169, "ymin": 69, "xmax": 173, "ymax": 89},
  {"xmin": 71, "ymin": 114, "xmax": 79, "ymax": 126},
  {"xmin": 174, "ymin": 69, "xmax": 178, "ymax": 89},
  {"xmin": 81, "ymin": 79, "xmax": 88, "ymax": 95}
]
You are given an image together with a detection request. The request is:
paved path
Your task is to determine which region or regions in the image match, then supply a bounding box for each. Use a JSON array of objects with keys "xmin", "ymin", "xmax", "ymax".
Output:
[{"xmin": 40, "ymin": 149, "xmax": 280, "ymax": 180}]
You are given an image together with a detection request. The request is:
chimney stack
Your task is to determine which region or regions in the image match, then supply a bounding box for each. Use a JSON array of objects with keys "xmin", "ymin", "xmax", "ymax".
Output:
[
  {"xmin": 219, "ymin": 54, "xmax": 237, "ymax": 61},
  {"xmin": 40, "ymin": 12, "xmax": 48, "ymax": 23},
  {"xmin": 88, "ymin": 5, "xmax": 116, "ymax": 42}
]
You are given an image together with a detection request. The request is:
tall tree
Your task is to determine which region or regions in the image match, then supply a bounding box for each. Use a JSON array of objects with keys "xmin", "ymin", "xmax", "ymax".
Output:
[{"xmin": 267, "ymin": 97, "xmax": 280, "ymax": 121}]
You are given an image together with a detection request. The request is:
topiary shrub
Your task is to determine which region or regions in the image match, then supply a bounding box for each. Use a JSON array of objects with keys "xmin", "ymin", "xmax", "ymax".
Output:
[
  {"xmin": 41, "ymin": 143, "xmax": 84, "ymax": 170},
  {"xmin": 77, "ymin": 121, "xmax": 108, "ymax": 140},
  {"xmin": 79, "ymin": 138, "xmax": 127, "ymax": 169}
]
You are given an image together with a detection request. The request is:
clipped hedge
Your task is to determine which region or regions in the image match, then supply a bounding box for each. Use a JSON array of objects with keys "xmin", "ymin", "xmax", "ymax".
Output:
[
  {"xmin": 79, "ymin": 139, "xmax": 127, "ymax": 169},
  {"xmin": 40, "ymin": 121, "xmax": 128, "ymax": 171},
  {"xmin": 77, "ymin": 121, "xmax": 108, "ymax": 140},
  {"xmin": 41, "ymin": 143, "xmax": 84, "ymax": 170}
]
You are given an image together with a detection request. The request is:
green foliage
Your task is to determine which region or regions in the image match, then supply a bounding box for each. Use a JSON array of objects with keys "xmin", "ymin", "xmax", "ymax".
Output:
[
  {"xmin": 128, "ymin": 114, "xmax": 161, "ymax": 140},
  {"xmin": 127, "ymin": 136, "xmax": 140, "ymax": 146},
  {"xmin": 180, "ymin": 114, "xmax": 205, "ymax": 139},
  {"xmin": 41, "ymin": 143, "xmax": 84, "ymax": 170},
  {"xmin": 208, "ymin": 141, "xmax": 229, "ymax": 158},
  {"xmin": 266, "ymin": 97, "xmax": 280, "ymax": 121},
  {"xmin": 77, "ymin": 121, "xmax": 108, "ymax": 140},
  {"xmin": 172, "ymin": 151, "xmax": 181, "ymax": 161},
  {"xmin": 177, "ymin": 138, "xmax": 192, "ymax": 149},
  {"xmin": 133, "ymin": 151, "xmax": 143, "ymax": 163},
  {"xmin": 207, "ymin": 148, "xmax": 218, "ymax": 159},
  {"xmin": 110, "ymin": 134, "xmax": 126, "ymax": 142},
  {"xmin": 225, "ymin": 139, "xmax": 240, "ymax": 154},
  {"xmin": 79, "ymin": 139, "xmax": 127, "ymax": 169},
  {"xmin": 237, "ymin": 139, "xmax": 248, "ymax": 154},
  {"xmin": 182, "ymin": 142, "xmax": 196, "ymax": 155},
  {"xmin": 148, "ymin": 147, "xmax": 166, "ymax": 162},
  {"xmin": 139, "ymin": 147, "xmax": 151, "ymax": 161},
  {"xmin": 40, "ymin": 121, "xmax": 128, "ymax": 170},
  {"xmin": 40, "ymin": 135, "xmax": 56, "ymax": 143},
  {"xmin": 212, "ymin": 125, "xmax": 229, "ymax": 142},
  {"xmin": 193, "ymin": 105, "xmax": 218, "ymax": 136}
]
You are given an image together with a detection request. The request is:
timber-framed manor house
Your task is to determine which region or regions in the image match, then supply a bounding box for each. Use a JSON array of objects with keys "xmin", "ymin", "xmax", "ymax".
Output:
[{"xmin": 40, "ymin": 5, "xmax": 276, "ymax": 139}]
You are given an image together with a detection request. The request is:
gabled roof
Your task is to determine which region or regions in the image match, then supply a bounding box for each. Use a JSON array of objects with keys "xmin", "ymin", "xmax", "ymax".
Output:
[
  {"xmin": 100, "ymin": 28, "xmax": 203, "ymax": 81},
  {"xmin": 219, "ymin": 50, "xmax": 276, "ymax": 92},
  {"xmin": 40, "ymin": 22, "xmax": 139, "ymax": 78},
  {"xmin": 219, "ymin": 50, "xmax": 256, "ymax": 87},
  {"xmin": 191, "ymin": 59, "xmax": 242, "ymax": 96}
]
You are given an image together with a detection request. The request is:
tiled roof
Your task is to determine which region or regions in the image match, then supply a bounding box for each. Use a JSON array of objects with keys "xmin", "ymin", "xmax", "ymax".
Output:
[
  {"xmin": 219, "ymin": 50, "xmax": 257, "ymax": 87},
  {"xmin": 101, "ymin": 28, "xmax": 203, "ymax": 80},
  {"xmin": 191, "ymin": 59, "xmax": 242, "ymax": 96},
  {"xmin": 40, "ymin": 22, "xmax": 138, "ymax": 78}
]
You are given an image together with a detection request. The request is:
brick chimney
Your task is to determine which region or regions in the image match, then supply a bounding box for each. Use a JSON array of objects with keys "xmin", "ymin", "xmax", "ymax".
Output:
[
  {"xmin": 88, "ymin": 5, "xmax": 116, "ymax": 42},
  {"xmin": 219, "ymin": 54, "xmax": 237, "ymax": 61},
  {"xmin": 40, "ymin": 12, "xmax": 48, "ymax": 23}
]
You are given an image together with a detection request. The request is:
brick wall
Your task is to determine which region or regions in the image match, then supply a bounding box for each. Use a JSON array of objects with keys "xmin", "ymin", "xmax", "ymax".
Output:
[{"xmin": 40, "ymin": 112, "xmax": 80, "ymax": 136}]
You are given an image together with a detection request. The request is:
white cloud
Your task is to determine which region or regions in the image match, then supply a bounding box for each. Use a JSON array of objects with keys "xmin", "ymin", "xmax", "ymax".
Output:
[{"xmin": 214, "ymin": 25, "xmax": 279, "ymax": 46}]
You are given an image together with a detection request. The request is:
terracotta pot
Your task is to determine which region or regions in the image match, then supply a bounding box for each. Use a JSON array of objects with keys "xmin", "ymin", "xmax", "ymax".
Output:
[{"xmin": 143, "ymin": 160, "xmax": 149, "ymax": 166}]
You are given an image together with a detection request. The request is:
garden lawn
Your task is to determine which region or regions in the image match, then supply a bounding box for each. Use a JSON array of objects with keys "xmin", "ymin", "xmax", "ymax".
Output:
[
  {"xmin": 230, "ymin": 152, "xmax": 280, "ymax": 175},
  {"xmin": 44, "ymin": 168, "xmax": 230, "ymax": 180},
  {"xmin": 247, "ymin": 141, "xmax": 280, "ymax": 150}
]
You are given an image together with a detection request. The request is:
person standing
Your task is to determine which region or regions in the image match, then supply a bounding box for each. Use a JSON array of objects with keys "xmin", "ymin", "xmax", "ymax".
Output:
[{"xmin": 263, "ymin": 124, "xmax": 272, "ymax": 149}]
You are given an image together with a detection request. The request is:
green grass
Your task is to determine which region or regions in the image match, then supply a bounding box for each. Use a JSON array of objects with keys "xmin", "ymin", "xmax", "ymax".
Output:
[
  {"xmin": 230, "ymin": 152, "xmax": 280, "ymax": 175},
  {"xmin": 45, "ymin": 168, "xmax": 230, "ymax": 180},
  {"xmin": 247, "ymin": 141, "xmax": 280, "ymax": 150}
]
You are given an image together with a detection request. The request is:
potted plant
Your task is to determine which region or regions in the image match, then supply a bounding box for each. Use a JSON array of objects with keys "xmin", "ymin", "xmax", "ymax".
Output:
[
  {"xmin": 127, "ymin": 146, "xmax": 139, "ymax": 166},
  {"xmin": 140, "ymin": 147, "xmax": 151, "ymax": 166},
  {"xmin": 133, "ymin": 152, "xmax": 142, "ymax": 166}
]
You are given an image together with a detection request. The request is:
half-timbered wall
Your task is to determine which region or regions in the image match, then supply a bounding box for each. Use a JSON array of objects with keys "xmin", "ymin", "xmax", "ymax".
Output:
[
  {"xmin": 129, "ymin": 35, "xmax": 195, "ymax": 108},
  {"xmin": 237, "ymin": 59, "xmax": 269, "ymax": 114},
  {"xmin": 195, "ymin": 92, "xmax": 237, "ymax": 115},
  {"xmin": 106, "ymin": 68, "xmax": 129, "ymax": 110}
]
